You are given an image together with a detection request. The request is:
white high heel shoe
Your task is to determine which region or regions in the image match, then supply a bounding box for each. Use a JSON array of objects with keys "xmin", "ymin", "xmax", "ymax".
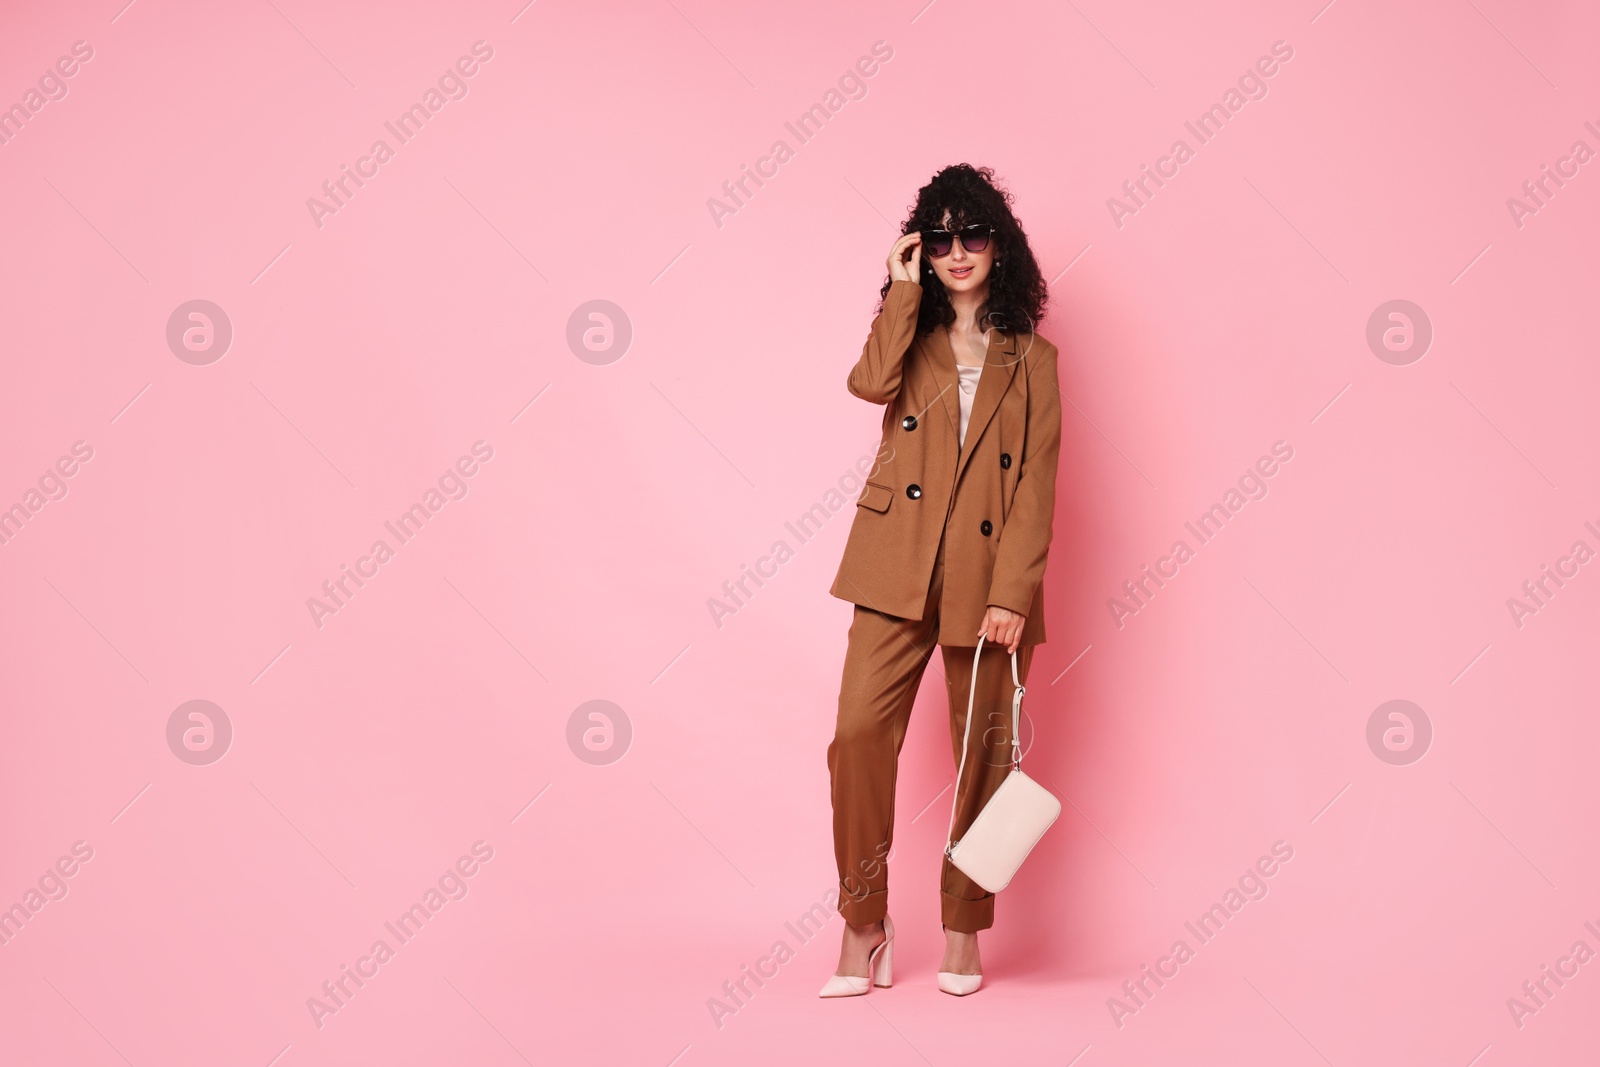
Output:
[
  {"xmin": 936, "ymin": 971, "xmax": 982, "ymax": 995},
  {"xmin": 937, "ymin": 925, "xmax": 983, "ymax": 996},
  {"xmin": 818, "ymin": 916, "xmax": 894, "ymax": 998}
]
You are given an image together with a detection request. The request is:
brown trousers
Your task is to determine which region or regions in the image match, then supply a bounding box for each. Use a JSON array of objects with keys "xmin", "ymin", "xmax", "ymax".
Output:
[{"xmin": 828, "ymin": 527, "xmax": 1034, "ymax": 933}]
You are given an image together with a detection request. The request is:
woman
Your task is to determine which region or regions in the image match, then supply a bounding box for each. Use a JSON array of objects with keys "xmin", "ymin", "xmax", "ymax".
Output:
[{"xmin": 820, "ymin": 164, "xmax": 1061, "ymax": 998}]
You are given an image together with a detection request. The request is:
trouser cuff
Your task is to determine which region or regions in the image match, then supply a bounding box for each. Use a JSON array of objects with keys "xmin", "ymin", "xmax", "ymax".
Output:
[
  {"xmin": 837, "ymin": 886, "xmax": 887, "ymax": 926},
  {"xmin": 940, "ymin": 889, "xmax": 994, "ymax": 933}
]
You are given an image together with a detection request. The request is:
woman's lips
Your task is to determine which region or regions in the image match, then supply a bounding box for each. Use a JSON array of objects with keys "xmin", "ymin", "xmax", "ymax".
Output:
[{"xmin": 949, "ymin": 266, "xmax": 973, "ymax": 278}]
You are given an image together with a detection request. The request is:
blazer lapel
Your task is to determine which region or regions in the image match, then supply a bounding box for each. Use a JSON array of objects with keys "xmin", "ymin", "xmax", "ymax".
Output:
[
  {"xmin": 953, "ymin": 328, "xmax": 1021, "ymax": 486},
  {"xmin": 917, "ymin": 328, "xmax": 961, "ymax": 440}
]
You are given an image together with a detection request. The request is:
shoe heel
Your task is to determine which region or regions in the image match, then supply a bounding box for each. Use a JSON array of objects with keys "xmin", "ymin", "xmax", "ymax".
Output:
[{"xmin": 872, "ymin": 937, "xmax": 893, "ymax": 987}]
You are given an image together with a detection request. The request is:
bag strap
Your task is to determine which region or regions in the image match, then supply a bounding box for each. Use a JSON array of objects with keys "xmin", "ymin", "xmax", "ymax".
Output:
[{"xmin": 945, "ymin": 634, "xmax": 1026, "ymax": 858}]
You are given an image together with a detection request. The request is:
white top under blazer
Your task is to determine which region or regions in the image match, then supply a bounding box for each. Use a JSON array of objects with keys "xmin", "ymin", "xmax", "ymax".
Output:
[{"xmin": 956, "ymin": 363, "xmax": 982, "ymax": 447}]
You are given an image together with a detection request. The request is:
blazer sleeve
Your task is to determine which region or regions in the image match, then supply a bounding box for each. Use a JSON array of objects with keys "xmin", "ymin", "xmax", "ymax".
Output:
[
  {"xmin": 846, "ymin": 279, "xmax": 922, "ymax": 404},
  {"xmin": 987, "ymin": 341, "xmax": 1062, "ymax": 617}
]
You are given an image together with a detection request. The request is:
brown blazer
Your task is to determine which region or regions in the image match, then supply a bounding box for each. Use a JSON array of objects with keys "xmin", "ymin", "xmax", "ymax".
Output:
[{"xmin": 829, "ymin": 278, "xmax": 1063, "ymax": 647}]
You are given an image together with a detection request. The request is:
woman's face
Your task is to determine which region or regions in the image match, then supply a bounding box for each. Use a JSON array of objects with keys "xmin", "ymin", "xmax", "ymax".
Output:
[{"xmin": 923, "ymin": 210, "xmax": 995, "ymax": 295}]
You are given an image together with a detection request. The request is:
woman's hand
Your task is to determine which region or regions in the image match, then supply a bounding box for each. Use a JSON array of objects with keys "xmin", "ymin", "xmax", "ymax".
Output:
[
  {"xmin": 978, "ymin": 606, "xmax": 1026, "ymax": 653},
  {"xmin": 887, "ymin": 231, "xmax": 923, "ymax": 284}
]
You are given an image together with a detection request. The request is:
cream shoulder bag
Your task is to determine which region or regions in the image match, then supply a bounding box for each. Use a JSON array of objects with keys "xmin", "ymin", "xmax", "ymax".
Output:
[{"xmin": 944, "ymin": 635, "xmax": 1061, "ymax": 893}]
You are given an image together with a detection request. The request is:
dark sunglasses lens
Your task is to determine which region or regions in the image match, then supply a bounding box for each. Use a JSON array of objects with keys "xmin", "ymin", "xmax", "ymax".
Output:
[
  {"xmin": 961, "ymin": 225, "xmax": 992, "ymax": 252},
  {"xmin": 922, "ymin": 230, "xmax": 954, "ymax": 257}
]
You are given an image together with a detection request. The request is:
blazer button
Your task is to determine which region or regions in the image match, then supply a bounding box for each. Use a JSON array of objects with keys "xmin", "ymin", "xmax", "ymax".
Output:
[
  {"xmin": 980, "ymin": 520, "xmax": 993, "ymax": 536},
  {"xmin": 1000, "ymin": 453, "xmax": 1012, "ymax": 469},
  {"xmin": 902, "ymin": 415, "xmax": 918, "ymax": 431},
  {"xmin": 906, "ymin": 484, "xmax": 922, "ymax": 500}
]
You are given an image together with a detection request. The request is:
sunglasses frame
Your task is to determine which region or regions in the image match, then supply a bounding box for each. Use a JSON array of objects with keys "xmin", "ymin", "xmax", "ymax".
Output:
[{"xmin": 919, "ymin": 223, "xmax": 994, "ymax": 258}]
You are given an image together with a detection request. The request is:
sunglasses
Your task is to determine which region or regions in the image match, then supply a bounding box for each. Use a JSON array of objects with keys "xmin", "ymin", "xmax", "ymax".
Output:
[{"xmin": 919, "ymin": 223, "xmax": 993, "ymax": 258}]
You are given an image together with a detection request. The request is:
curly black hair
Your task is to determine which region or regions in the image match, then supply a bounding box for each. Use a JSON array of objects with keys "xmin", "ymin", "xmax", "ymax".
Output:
[{"xmin": 876, "ymin": 163, "xmax": 1049, "ymax": 337}]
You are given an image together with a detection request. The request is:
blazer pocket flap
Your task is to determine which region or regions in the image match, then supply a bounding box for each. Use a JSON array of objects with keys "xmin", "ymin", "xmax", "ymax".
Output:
[{"xmin": 856, "ymin": 480, "xmax": 893, "ymax": 513}]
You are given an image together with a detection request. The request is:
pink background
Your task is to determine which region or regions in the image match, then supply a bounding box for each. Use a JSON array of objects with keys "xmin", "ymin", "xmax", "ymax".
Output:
[{"xmin": 2, "ymin": 0, "xmax": 1598, "ymax": 1064}]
